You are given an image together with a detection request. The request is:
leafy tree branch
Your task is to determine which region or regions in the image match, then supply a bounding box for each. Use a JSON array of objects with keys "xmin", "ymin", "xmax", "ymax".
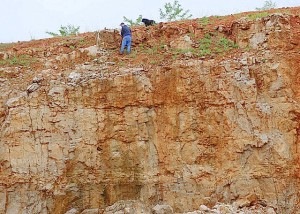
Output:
[
  {"xmin": 159, "ymin": 0, "xmax": 192, "ymax": 21},
  {"xmin": 46, "ymin": 25, "xmax": 80, "ymax": 37}
]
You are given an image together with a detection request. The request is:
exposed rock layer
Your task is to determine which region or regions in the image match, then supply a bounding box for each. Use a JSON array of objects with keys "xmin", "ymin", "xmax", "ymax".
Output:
[{"xmin": 0, "ymin": 10, "xmax": 300, "ymax": 214}]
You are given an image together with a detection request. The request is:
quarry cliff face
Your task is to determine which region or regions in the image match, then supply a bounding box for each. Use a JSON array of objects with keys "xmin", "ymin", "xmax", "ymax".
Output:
[{"xmin": 0, "ymin": 8, "xmax": 300, "ymax": 214}]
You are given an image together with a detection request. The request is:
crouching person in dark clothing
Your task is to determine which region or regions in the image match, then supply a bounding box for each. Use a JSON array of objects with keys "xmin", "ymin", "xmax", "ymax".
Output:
[{"xmin": 120, "ymin": 22, "xmax": 132, "ymax": 54}]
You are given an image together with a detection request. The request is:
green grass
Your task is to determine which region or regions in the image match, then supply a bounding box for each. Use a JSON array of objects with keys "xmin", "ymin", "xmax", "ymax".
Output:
[
  {"xmin": 139, "ymin": 43, "xmax": 145, "ymax": 49},
  {"xmin": 188, "ymin": 33, "xmax": 196, "ymax": 39},
  {"xmin": 150, "ymin": 60, "xmax": 158, "ymax": 65},
  {"xmin": 144, "ymin": 46, "xmax": 159, "ymax": 55},
  {"xmin": 198, "ymin": 16, "xmax": 210, "ymax": 26},
  {"xmin": 0, "ymin": 43, "xmax": 13, "ymax": 51},
  {"xmin": 198, "ymin": 48, "xmax": 212, "ymax": 56},
  {"xmin": 129, "ymin": 50, "xmax": 138, "ymax": 59},
  {"xmin": 247, "ymin": 12, "xmax": 269, "ymax": 20},
  {"xmin": 277, "ymin": 9, "xmax": 291, "ymax": 15},
  {"xmin": 172, "ymin": 54, "xmax": 178, "ymax": 60},
  {"xmin": 0, "ymin": 54, "xmax": 37, "ymax": 67},
  {"xmin": 79, "ymin": 38, "xmax": 86, "ymax": 44},
  {"xmin": 244, "ymin": 46, "xmax": 251, "ymax": 52},
  {"xmin": 217, "ymin": 37, "xmax": 239, "ymax": 51},
  {"xmin": 159, "ymin": 40, "xmax": 168, "ymax": 50},
  {"xmin": 160, "ymin": 44, "xmax": 166, "ymax": 50},
  {"xmin": 173, "ymin": 33, "xmax": 239, "ymax": 57},
  {"xmin": 175, "ymin": 48, "xmax": 196, "ymax": 54},
  {"xmin": 198, "ymin": 33, "xmax": 212, "ymax": 56},
  {"xmin": 212, "ymin": 15, "xmax": 221, "ymax": 19},
  {"xmin": 212, "ymin": 37, "xmax": 238, "ymax": 55}
]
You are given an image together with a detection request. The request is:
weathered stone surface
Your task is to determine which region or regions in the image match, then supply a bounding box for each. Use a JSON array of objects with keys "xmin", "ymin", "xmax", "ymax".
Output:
[
  {"xmin": 152, "ymin": 204, "xmax": 173, "ymax": 214},
  {"xmin": 26, "ymin": 82, "xmax": 40, "ymax": 93},
  {"xmin": 32, "ymin": 76, "xmax": 43, "ymax": 83},
  {"xmin": 0, "ymin": 11, "xmax": 300, "ymax": 214},
  {"xmin": 183, "ymin": 203, "xmax": 277, "ymax": 214},
  {"xmin": 80, "ymin": 45, "xmax": 101, "ymax": 57},
  {"xmin": 81, "ymin": 209, "xmax": 99, "ymax": 214},
  {"xmin": 170, "ymin": 35, "xmax": 193, "ymax": 49},
  {"xmin": 65, "ymin": 208, "xmax": 78, "ymax": 214},
  {"xmin": 233, "ymin": 13, "xmax": 292, "ymax": 49},
  {"xmin": 104, "ymin": 200, "xmax": 151, "ymax": 214}
]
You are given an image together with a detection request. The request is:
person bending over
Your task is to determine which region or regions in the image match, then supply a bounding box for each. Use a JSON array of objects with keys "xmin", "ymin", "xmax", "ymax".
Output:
[{"xmin": 120, "ymin": 22, "xmax": 132, "ymax": 54}]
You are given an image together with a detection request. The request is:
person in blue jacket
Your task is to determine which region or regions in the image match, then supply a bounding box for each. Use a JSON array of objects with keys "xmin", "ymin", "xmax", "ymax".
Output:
[{"xmin": 120, "ymin": 23, "xmax": 132, "ymax": 54}]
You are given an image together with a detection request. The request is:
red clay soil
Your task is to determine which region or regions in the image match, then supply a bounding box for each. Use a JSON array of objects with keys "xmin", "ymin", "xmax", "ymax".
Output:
[{"xmin": 0, "ymin": 7, "xmax": 299, "ymax": 72}]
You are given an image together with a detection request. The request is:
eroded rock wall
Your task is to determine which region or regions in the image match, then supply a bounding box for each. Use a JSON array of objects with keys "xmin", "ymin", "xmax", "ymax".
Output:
[{"xmin": 0, "ymin": 13, "xmax": 300, "ymax": 214}]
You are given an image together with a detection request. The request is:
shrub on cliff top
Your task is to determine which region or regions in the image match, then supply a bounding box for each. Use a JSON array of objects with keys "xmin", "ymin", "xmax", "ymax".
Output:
[
  {"xmin": 159, "ymin": 0, "xmax": 192, "ymax": 21},
  {"xmin": 46, "ymin": 25, "xmax": 80, "ymax": 37},
  {"xmin": 123, "ymin": 15, "xmax": 143, "ymax": 26},
  {"xmin": 256, "ymin": 0, "xmax": 277, "ymax": 11}
]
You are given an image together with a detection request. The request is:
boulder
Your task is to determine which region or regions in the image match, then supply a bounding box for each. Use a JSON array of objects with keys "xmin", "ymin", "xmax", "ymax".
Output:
[{"xmin": 152, "ymin": 204, "xmax": 174, "ymax": 214}]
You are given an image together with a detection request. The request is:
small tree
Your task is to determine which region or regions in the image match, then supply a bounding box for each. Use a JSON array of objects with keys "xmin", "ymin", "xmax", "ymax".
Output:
[
  {"xmin": 46, "ymin": 25, "xmax": 80, "ymax": 37},
  {"xmin": 123, "ymin": 15, "xmax": 143, "ymax": 26},
  {"xmin": 159, "ymin": 0, "xmax": 192, "ymax": 22},
  {"xmin": 256, "ymin": 0, "xmax": 277, "ymax": 11}
]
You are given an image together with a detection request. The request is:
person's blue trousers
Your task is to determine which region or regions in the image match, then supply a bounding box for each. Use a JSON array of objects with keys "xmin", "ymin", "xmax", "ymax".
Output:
[{"xmin": 120, "ymin": 35, "xmax": 131, "ymax": 54}]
